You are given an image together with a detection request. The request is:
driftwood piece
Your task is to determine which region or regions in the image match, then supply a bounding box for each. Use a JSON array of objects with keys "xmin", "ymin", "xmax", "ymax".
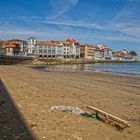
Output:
[{"xmin": 87, "ymin": 106, "xmax": 130, "ymax": 127}]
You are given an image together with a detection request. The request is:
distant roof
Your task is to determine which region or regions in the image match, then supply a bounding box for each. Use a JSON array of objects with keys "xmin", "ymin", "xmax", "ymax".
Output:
[
  {"xmin": 94, "ymin": 44, "xmax": 112, "ymax": 50},
  {"xmin": 37, "ymin": 42, "xmax": 57, "ymax": 46},
  {"xmin": 66, "ymin": 38, "xmax": 77, "ymax": 43},
  {"xmin": 37, "ymin": 38, "xmax": 79, "ymax": 46},
  {"xmin": 80, "ymin": 44, "xmax": 94, "ymax": 47},
  {"xmin": 113, "ymin": 50, "xmax": 128, "ymax": 57},
  {"xmin": 4, "ymin": 41, "xmax": 20, "ymax": 48},
  {"xmin": 62, "ymin": 41, "xmax": 73, "ymax": 45}
]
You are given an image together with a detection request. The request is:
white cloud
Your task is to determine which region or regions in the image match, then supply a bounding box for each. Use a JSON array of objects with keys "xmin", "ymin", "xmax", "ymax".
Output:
[
  {"xmin": 47, "ymin": 0, "xmax": 79, "ymax": 20},
  {"xmin": 42, "ymin": 20, "xmax": 140, "ymax": 41},
  {"xmin": 1, "ymin": 15, "xmax": 140, "ymax": 43},
  {"xmin": 1, "ymin": 18, "xmax": 140, "ymax": 44}
]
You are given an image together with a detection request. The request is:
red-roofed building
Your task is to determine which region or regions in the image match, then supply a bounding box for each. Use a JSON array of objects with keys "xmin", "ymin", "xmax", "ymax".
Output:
[
  {"xmin": 35, "ymin": 38, "xmax": 80, "ymax": 59},
  {"xmin": 112, "ymin": 49, "xmax": 129, "ymax": 60},
  {"xmin": 80, "ymin": 44, "xmax": 112, "ymax": 60},
  {"xmin": 66, "ymin": 38, "xmax": 77, "ymax": 43},
  {"xmin": 35, "ymin": 41, "xmax": 60, "ymax": 58},
  {"xmin": 3, "ymin": 39, "xmax": 27, "ymax": 56},
  {"xmin": 4, "ymin": 41, "xmax": 20, "ymax": 55},
  {"xmin": 94, "ymin": 44, "xmax": 112, "ymax": 60}
]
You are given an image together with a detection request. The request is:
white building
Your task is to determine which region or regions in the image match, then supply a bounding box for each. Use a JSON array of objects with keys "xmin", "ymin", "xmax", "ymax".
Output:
[
  {"xmin": 62, "ymin": 39, "xmax": 80, "ymax": 59},
  {"xmin": 27, "ymin": 36, "xmax": 37, "ymax": 55},
  {"xmin": 94, "ymin": 45, "xmax": 112, "ymax": 60},
  {"xmin": 34, "ymin": 39, "xmax": 80, "ymax": 59}
]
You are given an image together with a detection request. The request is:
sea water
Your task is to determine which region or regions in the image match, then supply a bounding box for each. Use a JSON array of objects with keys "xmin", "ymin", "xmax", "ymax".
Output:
[{"xmin": 34, "ymin": 62, "xmax": 140, "ymax": 76}]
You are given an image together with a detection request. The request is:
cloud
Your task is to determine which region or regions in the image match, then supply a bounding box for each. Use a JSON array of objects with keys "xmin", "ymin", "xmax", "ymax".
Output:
[
  {"xmin": 1, "ymin": 18, "xmax": 140, "ymax": 44},
  {"xmin": 49, "ymin": 7, "xmax": 69, "ymax": 20},
  {"xmin": 42, "ymin": 20, "xmax": 140, "ymax": 41},
  {"xmin": 47, "ymin": 0, "xmax": 79, "ymax": 20},
  {"xmin": 0, "ymin": 0, "xmax": 140, "ymax": 45},
  {"xmin": 44, "ymin": 20, "xmax": 104, "ymax": 30},
  {"xmin": 1, "ymin": 14, "xmax": 140, "ymax": 44}
]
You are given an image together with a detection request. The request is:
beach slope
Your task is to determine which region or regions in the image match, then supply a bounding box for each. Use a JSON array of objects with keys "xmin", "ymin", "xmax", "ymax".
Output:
[{"xmin": 0, "ymin": 65, "xmax": 140, "ymax": 140}]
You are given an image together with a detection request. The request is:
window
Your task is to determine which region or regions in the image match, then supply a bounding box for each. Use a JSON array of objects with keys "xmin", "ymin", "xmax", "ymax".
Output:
[
  {"xmin": 39, "ymin": 50, "xmax": 42, "ymax": 53},
  {"xmin": 52, "ymin": 46, "xmax": 55, "ymax": 50},
  {"xmin": 39, "ymin": 46, "xmax": 42, "ymax": 49},
  {"xmin": 48, "ymin": 50, "xmax": 51, "ymax": 54},
  {"xmin": 52, "ymin": 50, "xmax": 55, "ymax": 54},
  {"xmin": 48, "ymin": 46, "xmax": 51, "ymax": 50},
  {"xmin": 44, "ymin": 50, "xmax": 47, "ymax": 53},
  {"xmin": 44, "ymin": 46, "xmax": 47, "ymax": 49},
  {"xmin": 8, "ymin": 48, "xmax": 10, "ymax": 52}
]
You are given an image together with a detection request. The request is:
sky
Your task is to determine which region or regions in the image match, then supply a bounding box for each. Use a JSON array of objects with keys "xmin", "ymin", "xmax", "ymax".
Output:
[{"xmin": 0, "ymin": 0, "xmax": 140, "ymax": 56}]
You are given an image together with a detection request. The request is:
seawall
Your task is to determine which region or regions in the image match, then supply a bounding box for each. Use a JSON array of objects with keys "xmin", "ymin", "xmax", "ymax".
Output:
[
  {"xmin": 32, "ymin": 59, "xmax": 138, "ymax": 65},
  {"xmin": 0, "ymin": 55, "xmax": 33, "ymax": 65},
  {"xmin": 0, "ymin": 55, "xmax": 138, "ymax": 65}
]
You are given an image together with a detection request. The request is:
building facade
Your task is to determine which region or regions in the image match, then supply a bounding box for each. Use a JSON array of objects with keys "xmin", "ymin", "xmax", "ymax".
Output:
[
  {"xmin": 1, "ymin": 37, "xmax": 117, "ymax": 60},
  {"xmin": 80, "ymin": 44, "xmax": 95, "ymax": 59},
  {"xmin": 80, "ymin": 44, "xmax": 112, "ymax": 60},
  {"xmin": 0, "ymin": 40, "xmax": 5, "ymax": 54},
  {"xmin": 62, "ymin": 39, "xmax": 80, "ymax": 59},
  {"xmin": 27, "ymin": 36, "xmax": 37, "ymax": 55},
  {"xmin": 94, "ymin": 45, "xmax": 112, "ymax": 60},
  {"xmin": 35, "ymin": 39, "xmax": 80, "ymax": 59},
  {"xmin": 4, "ymin": 39, "xmax": 27, "ymax": 56},
  {"xmin": 112, "ymin": 49, "xmax": 129, "ymax": 60}
]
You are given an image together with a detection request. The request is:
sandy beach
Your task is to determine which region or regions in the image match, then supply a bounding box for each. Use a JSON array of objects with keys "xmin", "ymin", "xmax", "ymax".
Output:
[{"xmin": 0, "ymin": 65, "xmax": 140, "ymax": 140}]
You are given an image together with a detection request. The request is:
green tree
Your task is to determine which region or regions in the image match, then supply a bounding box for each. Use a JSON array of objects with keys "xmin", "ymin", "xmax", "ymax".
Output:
[{"xmin": 129, "ymin": 50, "xmax": 137, "ymax": 59}]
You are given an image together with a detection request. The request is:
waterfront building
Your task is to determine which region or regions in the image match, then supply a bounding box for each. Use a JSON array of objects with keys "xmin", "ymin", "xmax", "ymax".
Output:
[
  {"xmin": 27, "ymin": 36, "xmax": 37, "ymax": 55},
  {"xmin": 62, "ymin": 39, "xmax": 80, "ymax": 59},
  {"xmin": 112, "ymin": 49, "xmax": 129, "ymax": 60},
  {"xmin": 4, "ymin": 39, "xmax": 27, "ymax": 56},
  {"xmin": 94, "ymin": 45, "xmax": 112, "ymax": 60},
  {"xmin": 35, "ymin": 41, "xmax": 59, "ymax": 59},
  {"xmin": 80, "ymin": 44, "xmax": 112, "ymax": 60},
  {"xmin": 35, "ymin": 39, "xmax": 80, "ymax": 59},
  {"xmin": 1, "ymin": 37, "xmax": 117, "ymax": 60},
  {"xmin": 80, "ymin": 44, "xmax": 95, "ymax": 59}
]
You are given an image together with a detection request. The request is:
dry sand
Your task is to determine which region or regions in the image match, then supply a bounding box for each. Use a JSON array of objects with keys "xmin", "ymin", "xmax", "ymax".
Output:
[{"xmin": 0, "ymin": 65, "xmax": 140, "ymax": 140}]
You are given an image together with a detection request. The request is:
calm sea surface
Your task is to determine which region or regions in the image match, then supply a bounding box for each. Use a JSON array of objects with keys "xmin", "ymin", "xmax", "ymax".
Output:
[{"xmin": 34, "ymin": 62, "xmax": 140, "ymax": 76}]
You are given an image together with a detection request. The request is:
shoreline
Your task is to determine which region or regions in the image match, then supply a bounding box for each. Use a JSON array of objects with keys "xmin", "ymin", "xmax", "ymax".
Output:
[
  {"xmin": 32, "ymin": 59, "xmax": 138, "ymax": 65},
  {"xmin": 0, "ymin": 57, "xmax": 139, "ymax": 77},
  {"xmin": 0, "ymin": 55, "xmax": 138, "ymax": 65},
  {"xmin": 34, "ymin": 68, "xmax": 140, "ymax": 78},
  {"xmin": 31, "ymin": 62, "xmax": 140, "ymax": 77}
]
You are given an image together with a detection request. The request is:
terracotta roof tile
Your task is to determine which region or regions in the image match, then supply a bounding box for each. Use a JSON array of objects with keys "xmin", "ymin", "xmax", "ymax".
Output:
[
  {"xmin": 66, "ymin": 38, "xmax": 77, "ymax": 43},
  {"xmin": 62, "ymin": 41, "xmax": 73, "ymax": 45},
  {"xmin": 37, "ymin": 42, "xmax": 57, "ymax": 46},
  {"xmin": 4, "ymin": 41, "xmax": 19, "ymax": 48}
]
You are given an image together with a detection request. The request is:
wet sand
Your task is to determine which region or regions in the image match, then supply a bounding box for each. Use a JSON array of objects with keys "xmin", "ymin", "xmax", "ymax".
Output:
[{"xmin": 0, "ymin": 65, "xmax": 140, "ymax": 140}]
